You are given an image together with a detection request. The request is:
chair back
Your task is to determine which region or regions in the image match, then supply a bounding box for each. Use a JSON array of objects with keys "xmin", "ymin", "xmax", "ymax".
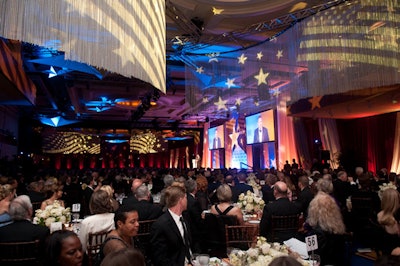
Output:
[
  {"xmin": 137, "ymin": 219, "xmax": 157, "ymax": 264},
  {"xmin": 0, "ymin": 240, "xmax": 41, "ymax": 265},
  {"xmin": 270, "ymin": 214, "xmax": 300, "ymax": 243},
  {"xmin": 87, "ymin": 230, "xmax": 110, "ymax": 266},
  {"xmin": 203, "ymin": 213, "xmax": 238, "ymax": 258},
  {"xmin": 225, "ymin": 224, "xmax": 259, "ymax": 251}
]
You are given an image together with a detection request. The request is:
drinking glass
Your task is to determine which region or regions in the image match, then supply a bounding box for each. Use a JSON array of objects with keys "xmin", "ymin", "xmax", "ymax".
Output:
[{"xmin": 196, "ymin": 254, "xmax": 210, "ymax": 266}]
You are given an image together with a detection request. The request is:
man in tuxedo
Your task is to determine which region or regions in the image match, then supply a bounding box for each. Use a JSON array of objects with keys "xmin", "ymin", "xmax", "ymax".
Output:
[
  {"xmin": 253, "ymin": 115, "xmax": 269, "ymax": 143},
  {"xmin": 212, "ymin": 127, "xmax": 222, "ymax": 149},
  {"xmin": 295, "ymin": 175, "xmax": 314, "ymax": 218},
  {"xmin": 127, "ymin": 184, "xmax": 163, "ymax": 221},
  {"xmin": 122, "ymin": 178, "xmax": 144, "ymax": 206},
  {"xmin": 150, "ymin": 184, "xmax": 192, "ymax": 266},
  {"xmin": 259, "ymin": 181, "xmax": 300, "ymax": 242},
  {"xmin": 0, "ymin": 195, "xmax": 49, "ymax": 254}
]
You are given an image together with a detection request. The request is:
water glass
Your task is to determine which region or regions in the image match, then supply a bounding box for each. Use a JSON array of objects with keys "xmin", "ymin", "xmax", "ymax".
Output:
[{"xmin": 196, "ymin": 254, "xmax": 210, "ymax": 266}]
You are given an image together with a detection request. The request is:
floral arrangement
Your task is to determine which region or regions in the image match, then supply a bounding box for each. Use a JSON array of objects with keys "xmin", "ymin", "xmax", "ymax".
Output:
[
  {"xmin": 228, "ymin": 237, "xmax": 308, "ymax": 266},
  {"xmin": 33, "ymin": 201, "xmax": 71, "ymax": 227},
  {"xmin": 378, "ymin": 182, "xmax": 397, "ymax": 199},
  {"xmin": 237, "ymin": 191, "xmax": 265, "ymax": 214},
  {"xmin": 247, "ymin": 173, "xmax": 262, "ymax": 191}
]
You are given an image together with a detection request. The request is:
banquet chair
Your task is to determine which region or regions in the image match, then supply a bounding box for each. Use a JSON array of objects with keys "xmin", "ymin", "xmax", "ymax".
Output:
[
  {"xmin": 225, "ymin": 224, "xmax": 259, "ymax": 250},
  {"xmin": 0, "ymin": 239, "xmax": 41, "ymax": 265},
  {"xmin": 203, "ymin": 213, "xmax": 238, "ymax": 258},
  {"xmin": 270, "ymin": 214, "xmax": 300, "ymax": 243},
  {"xmin": 87, "ymin": 230, "xmax": 110, "ymax": 266},
  {"xmin": 137, "ymin": 219, "xmax": 156, "ymax": 262}
]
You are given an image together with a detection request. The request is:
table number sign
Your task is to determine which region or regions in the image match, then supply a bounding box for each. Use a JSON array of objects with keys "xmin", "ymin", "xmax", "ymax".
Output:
[{"xmin": 305, "ymin": 235, "xmax": 318, "ymax": 252}]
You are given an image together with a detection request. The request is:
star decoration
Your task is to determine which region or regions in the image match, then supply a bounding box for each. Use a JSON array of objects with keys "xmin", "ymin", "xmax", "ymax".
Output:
[
  {"xmin": 271, "ymin": 88, "xmax": 281, "ymax": 97},
  {"xmin": 238, "ymin": 53, "xmax": 247, "ymax": 64},
  {"xmin": 235, "ymin": 98, "xmax": 242, "ymax": 106},
  {"xmin": 276, "ymin": 50, "xmax": 283, "ymax": 60},
  {"xmin": 202, "ymin": 97, "xmax": 209, "ymax": 103},
  {"xmin": 214, "ymin": 97, "xmax": 228, "ymax": 111},
  {"xmin": 212, "ymin": 7, "xmax": 224, "ymax": 15},
  {"xmin": 196, "ymin": 66, "xmax": 204, "ymax": 74},
  {"xmin": 225, "ymin": 78, "xmax": 236, "ymax": 89},
  {"xmin": 256, "ymin": 52, "xmax": 263, "ymax": 60},
  {"xmin": 254, "ymin": 68, "xmax": 270, "ymax": 86},
  {"xmin": 308, "ymin": 96, "xmax": 323, "ymax": 110},
  {"xmin": 173, "ymin": 36, "xmax": 184, "ymax": 45},
  {"xmin": 254, "ymin": 100, "xmax": 259, "ymax": 106},
  {"xmin": 270, "ymin": 158, "xmax": 277, "ymax": 168}
]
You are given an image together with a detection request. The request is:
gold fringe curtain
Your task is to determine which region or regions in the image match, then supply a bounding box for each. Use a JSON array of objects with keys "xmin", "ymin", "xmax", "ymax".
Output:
[{"xmin": 0, "ymin": 0, "xmax": 166, "ymax": 93}]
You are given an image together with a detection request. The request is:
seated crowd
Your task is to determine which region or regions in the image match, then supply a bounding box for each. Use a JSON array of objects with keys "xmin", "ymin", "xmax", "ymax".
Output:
[{"xmin": 0, "ymin": 164, "xmax": 399, "ymax": 265}]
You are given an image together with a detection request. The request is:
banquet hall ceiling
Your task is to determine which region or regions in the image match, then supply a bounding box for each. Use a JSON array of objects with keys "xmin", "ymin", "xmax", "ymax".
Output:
[{"xmin": 2, "ymin": 0, "xmax": 398, "ymax": 131}]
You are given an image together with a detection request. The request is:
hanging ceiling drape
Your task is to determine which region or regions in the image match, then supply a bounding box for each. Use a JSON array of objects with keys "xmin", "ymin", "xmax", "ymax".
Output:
[{"xmin": 0, "ymin": 0, "xmax": 166, "ymax": 92}]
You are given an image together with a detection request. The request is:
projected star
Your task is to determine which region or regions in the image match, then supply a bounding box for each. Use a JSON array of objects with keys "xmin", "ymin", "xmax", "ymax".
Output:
[
  {"xmin": 256, "ymin": 52, "xmax": 263, "ymax": 60},
  {"xmin": 254, "ymin": 68, "xmax": 269, "ymax": 86},
  {"xmin": 270, "ymin": 158, "xmax": 277, "ymax": 169},
  {"xmin": 196, "ymin": 66, "xmax": 204, "ymax": 74},
  {"xmin": 202, "ymin": 97, "xmax": 209, "ymax": 103},
  {"xmin": 235, "ymin": 98, "xmax": 242, "ymax": 106},
  {"xmin": 212, "ymin": 7, "xmax": 224, "ymax": 15},
  {"xmin": 276, "ymin": 50, "xmax": 283, "ymax": 60},
  {"xmin": 214, "ymin": 97, "xmax": 228, "ymax": 111},
  {"xmin": 209, "ymin": 57, "xmax": 219, "ymax": 63},
  {"xmin": 226, "ymin": 78, "xmax": 236, "ymax": 89},
  {"xmin": 308, "ymin": 96, "xmax": 323, "ymax": 110},
  {"xmin": 238, "ymin": 54, "xmax": 247, "ymax": 64}
]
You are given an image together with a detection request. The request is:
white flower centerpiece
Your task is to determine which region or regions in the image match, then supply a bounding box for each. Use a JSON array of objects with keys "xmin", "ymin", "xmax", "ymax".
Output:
[
  {"xmin": 33, "ymin": 201, "xmax": 71, "ymax": 227},
  {"xmin": 378, "ymin": 182, "xmax": 397, "ymax": 199},
  {"xmin": 229, "ymin": 237, "xmax": 309, "ymax": 266},
  {"xmin": 237, "ymin": 191, "xmax": 265, "ymax": 215}
]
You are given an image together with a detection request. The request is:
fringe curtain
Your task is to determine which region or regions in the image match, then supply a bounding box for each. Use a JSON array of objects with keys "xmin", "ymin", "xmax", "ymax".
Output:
[
  {"xmin": 318, "ymin": 118, "xmax": 341, "ymax": 169},
  {"xmin": 390, "ymin": 112, "xmax": 400, "ymax": 174},
  {"xmin": 292, "ymin": 117, "xmax": 312, "ymax": 171},
  {"xmin": 0, "ymin": 0, "xmax": 166, "ymax": 92}
]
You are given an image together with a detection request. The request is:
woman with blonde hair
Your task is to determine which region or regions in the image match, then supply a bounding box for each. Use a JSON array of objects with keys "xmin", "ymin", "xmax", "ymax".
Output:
[
  {"xmin": 100, "ymin": 185, "xmax": 119, "ymax": 211},
  {"xmin": 305, "ymin": 192, "xmax": 346, "ymax": 265},
  {"xmin": 0, "ymin": 184, "xmax": 16, "ymax": 226},
  {"xmin": 210, "ymin": 184, "xmax": 244, "ymax": 224},
  {"xmin": 377, "ymin": 188, "xmax": 400, "ymax": 235},
  {"xmin": 41, "ymin": 181, "xmax": 65, "ymax": 210}
]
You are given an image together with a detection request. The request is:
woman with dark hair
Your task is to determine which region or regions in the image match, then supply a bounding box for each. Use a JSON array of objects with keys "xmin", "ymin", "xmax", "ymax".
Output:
[
  {"xmin": 78, "ymin": 190, "xmax": 115, "ymax": 253},
  {"xmin": 100, "ymin": 247, "xmax": 145, "ymax": 266},
  {"xmin": 101, "ymin": 205, "xmax": 140, "ymax": 259},
  {"xmin": 45, "ymin": 230, "xmax": 83, "ymax": 266}
]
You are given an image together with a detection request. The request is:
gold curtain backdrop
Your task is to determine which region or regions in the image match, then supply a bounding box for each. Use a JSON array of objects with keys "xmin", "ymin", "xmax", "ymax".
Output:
[{"xmin": 0, "ymin": 0, "xmax": 166, "ymax": 93}]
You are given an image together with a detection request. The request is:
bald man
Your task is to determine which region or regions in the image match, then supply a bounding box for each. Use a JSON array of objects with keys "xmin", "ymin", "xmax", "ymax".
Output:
[{"xmin": 259, "ymin": 181, "xmax": 300, "ymax": 243}]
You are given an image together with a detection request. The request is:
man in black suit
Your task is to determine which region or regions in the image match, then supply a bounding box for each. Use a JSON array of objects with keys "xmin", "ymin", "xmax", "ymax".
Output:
[
  {"xmin": 150, "ymin": 185, "xmax": 192, "ymax": 266},
  {"xmin": 122, "ymin": 178, "xmax": 144, "ymax": 206},
  {"xmin": 253, "ymin": 115, "xmax": 269, "ymax": 143},
  {"xmin": 212, "ymin": 127, "xmax": 222, "ymax": 149},
  {"xmin": 295, "ymin": 175, "xmax": 314, "ymax": 218},
  {"xmin": 259, "ymin": 181, "xmax": 300, "ymax": 242},
  {"xmin": 0, "ymin": 195, "xmax": 49, "ymax": 255},
  {"xmin": 127, "ymin": 184, "xmax": 163, "ymax": 221},
  {"xmin": 184, "ymin": 178, "xmax": 204, "ymax": 253},
  {"xmin": 235, "ymin": 172, "xmax": 254, "ymax": 195}
]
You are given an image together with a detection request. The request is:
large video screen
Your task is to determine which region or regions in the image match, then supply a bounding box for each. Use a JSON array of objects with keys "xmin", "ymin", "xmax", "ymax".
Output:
[
  {"xmin": 208, "ymin": 124, "xmax": 225, "ymax": 150},
  {"xmin": 245, "ymin": 109, "xmax": 275, "ymax": 144}
]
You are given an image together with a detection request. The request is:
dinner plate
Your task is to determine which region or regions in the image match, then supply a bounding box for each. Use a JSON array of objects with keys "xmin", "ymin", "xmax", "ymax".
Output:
[{"xmin": 248, "ymin": 220, "xmax": 260, "ymax": 224}]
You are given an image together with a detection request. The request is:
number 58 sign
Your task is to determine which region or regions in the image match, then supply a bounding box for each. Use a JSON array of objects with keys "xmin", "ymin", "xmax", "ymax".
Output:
[{"xmin": 305, "ymin": 235, "xmax": 318, "ymax": 252}]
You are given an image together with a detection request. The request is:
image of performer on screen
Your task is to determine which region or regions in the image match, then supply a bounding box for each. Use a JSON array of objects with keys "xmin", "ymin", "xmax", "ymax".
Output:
[
  {"xmin": 253, "ymin": 115, "xmax": 269, "ymax": 143},
  {"xmin": 212, "ymin": 127, "xmax": 222, "ymax": 149}
]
